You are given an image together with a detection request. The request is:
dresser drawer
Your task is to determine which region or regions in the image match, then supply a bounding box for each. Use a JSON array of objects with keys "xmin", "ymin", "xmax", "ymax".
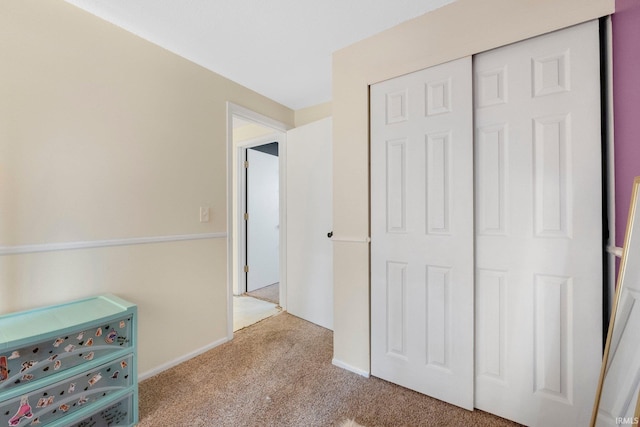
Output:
[
  {"xmin": 68, "ymin": 392, "xmax": 135, "ymax": 427},
  {"xmin": 0, "ymin": 316, "xmax": 132, "ymax": 394},
  {"xmin": 1, "ymin": 354, "xmax": 133, "ymax": 426}
]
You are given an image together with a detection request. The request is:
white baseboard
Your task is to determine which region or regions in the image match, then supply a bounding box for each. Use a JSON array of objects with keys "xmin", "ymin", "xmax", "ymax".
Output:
[
  {"xmin": 138, "ymin": 336, "xmax": 229, "ymax": 381},
  {"xmin": 332, "ymin": 358, "xmax": 370, "ymax": 378}
]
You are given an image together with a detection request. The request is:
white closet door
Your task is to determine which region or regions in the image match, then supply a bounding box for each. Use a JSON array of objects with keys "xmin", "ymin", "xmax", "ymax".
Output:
[
  {"xmin": 474, "ymin": 20, "xmax": 602, "ymax": 426},
  {"xmin": 371, "ymin": 57, "xmax": 474, "ymax": 410}
]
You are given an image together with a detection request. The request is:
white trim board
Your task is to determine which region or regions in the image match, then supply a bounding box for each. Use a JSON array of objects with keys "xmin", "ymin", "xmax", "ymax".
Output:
[
  {"xmin": 604, "ymin": 15, "xmax": 618, "ymax": 316},
  {"xmin": 0, "ymin": 232, "xmax": 226, "ymax": 256},
  {"xmin": 331, "ymin": 236, "xmax": 371, "ymax": 243},
  {"xmin": 138, "ymin": 336, "xmax": 229, "ymax": 381},
  {"xmin": 332, "ymin": 358, "xmax": 370, "ymax": 378}
]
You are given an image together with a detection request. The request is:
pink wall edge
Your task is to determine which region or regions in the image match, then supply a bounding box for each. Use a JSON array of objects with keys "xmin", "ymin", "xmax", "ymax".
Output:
[{"xmin": 613, "ymin": 0, "xmax": 640, "ymax": 246}]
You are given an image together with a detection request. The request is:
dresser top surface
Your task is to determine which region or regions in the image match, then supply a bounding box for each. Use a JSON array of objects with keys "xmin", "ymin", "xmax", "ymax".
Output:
[{"xmin": 0, "ymin": 294, "xmax": 136, "ymax": 347}]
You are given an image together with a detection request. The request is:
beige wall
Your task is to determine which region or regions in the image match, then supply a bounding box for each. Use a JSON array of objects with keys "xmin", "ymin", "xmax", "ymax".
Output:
[
  {"xmin": 0, "ymin": 0, "xmax": 293, "ymax": 375},
  {"xmin": 294, "ymin": 102, "xmax": 332, "ymax": 127},
  {"xmin": 332, "ymin": 0, "xmax": 615, "ymax": 373}
]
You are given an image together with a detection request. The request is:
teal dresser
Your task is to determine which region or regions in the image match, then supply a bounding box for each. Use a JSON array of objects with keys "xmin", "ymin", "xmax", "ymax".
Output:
[{"xmin": 0, "ymin": 295, "xmax": 137, "ymax": 426}]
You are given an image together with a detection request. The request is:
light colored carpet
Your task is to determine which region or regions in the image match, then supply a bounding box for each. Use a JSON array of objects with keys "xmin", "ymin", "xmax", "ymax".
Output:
[
  {"xmin": 246, "ymin": 282, "xmax": 279, "ymax": 305},
  {"xmin": 233, "ymin": 295, "xmax": 281, "ymax": 331},
  {"xmin": 139, "ymin": 313, "xmax": 522, "ymax": 427}
]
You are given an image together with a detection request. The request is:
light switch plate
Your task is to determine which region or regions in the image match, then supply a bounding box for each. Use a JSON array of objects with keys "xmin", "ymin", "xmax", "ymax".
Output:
[{"xmin": 200, "ymin": 207, "xmax": 210, "ymax": 223}]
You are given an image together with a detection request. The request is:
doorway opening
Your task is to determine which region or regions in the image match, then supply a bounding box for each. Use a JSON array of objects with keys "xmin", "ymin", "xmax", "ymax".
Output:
[
  {"xmin": 226, "ymin": 103, "xmax": 290, "ymax": 336},
  {"xmin": 245, "ymin": 142, "xmax": 280, "ymax": 301}
]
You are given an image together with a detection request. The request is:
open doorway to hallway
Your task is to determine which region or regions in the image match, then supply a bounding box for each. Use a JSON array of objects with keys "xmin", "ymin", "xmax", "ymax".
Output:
[
  {"xmin": 229, "ymin": 110, "xmax": 288, "ymax": 332},
  {"xmin": 245, "ymin": 142, "xmax": 280, "ymax": 301},
  {"xmin": 227, "ymin": 103, "xmax": 333, "ymax": 336}
]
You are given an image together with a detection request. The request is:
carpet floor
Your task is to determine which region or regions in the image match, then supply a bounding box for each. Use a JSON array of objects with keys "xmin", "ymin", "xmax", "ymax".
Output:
[
  {"xmin": 138, "ymin": 313, "xmax": 521, "ymax": 427},
  {"xmin": 246, "ymin": 283, "xmax": 279, "ymax": 305}
]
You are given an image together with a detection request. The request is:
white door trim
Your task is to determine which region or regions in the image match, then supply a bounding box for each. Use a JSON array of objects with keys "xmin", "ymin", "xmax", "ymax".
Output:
[
  {"xmin": 226, "ymin": 102, "xmax": 291, "ymax": 340},
  {"xmin": 603, "ymin": 16, "xmax": 620, "ymax": 317}
]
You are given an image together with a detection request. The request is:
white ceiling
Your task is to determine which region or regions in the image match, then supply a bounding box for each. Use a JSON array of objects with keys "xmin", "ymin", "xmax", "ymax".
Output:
[{"xmin": 64, "ymin": 0, "xmax": 455, "ymax": 110}]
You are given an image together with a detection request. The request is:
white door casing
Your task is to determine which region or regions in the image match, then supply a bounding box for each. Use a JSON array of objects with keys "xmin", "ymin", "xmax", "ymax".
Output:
[
  {"xmin": 371, "ymin": 57, "xmax": 475, "ymax": 410},
  {"xmin": 226, "ymin": 103, "xmax": 290, "ymax": 339},
  {"xmin": 286, "ymin": 118, "xmax": 334, "ymax": 330},
  {"xmin": 246, "ymin": 147, "xmax": 280, "ymax": 292},
  {"xmin": 474, "ymin": 20, "xmax": 602, "ymax": 426}
]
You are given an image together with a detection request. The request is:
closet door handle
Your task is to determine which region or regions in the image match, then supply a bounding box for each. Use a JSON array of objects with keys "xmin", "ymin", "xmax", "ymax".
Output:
[{"xmin": 327, "ymin": 231, "xmax": 333, "ymax": 238}]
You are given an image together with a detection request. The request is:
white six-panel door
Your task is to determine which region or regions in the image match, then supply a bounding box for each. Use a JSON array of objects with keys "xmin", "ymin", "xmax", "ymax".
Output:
[
  {"xmin": 474, "ymin": 21, "xmax": 602, "ymax": 426},
  {"xmin": 371, "ymin": 21, "xmax": 602, "ymax": 425},
  {"xmin": 371, "ymin": 57, "xmax": 475, "ymax": 410}
]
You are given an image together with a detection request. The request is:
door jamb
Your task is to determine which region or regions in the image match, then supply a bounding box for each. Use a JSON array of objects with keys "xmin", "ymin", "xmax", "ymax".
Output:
[
  {"xmin": 602, "ymin": 16, "xmax": 619, "ymax": 328},
  {"xmin": 226, "ymin": 102, "xmax": 290, "ymax": 340}
]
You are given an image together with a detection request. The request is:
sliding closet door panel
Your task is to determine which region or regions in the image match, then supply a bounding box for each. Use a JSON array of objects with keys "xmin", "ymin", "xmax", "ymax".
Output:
[
  {"xmin": 474, "ymin": 20, "xmax": 602, "ymax": 426},
  {"xmin": 371, "ymin": 57, "xmax": 474, "ymax": 410}
]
